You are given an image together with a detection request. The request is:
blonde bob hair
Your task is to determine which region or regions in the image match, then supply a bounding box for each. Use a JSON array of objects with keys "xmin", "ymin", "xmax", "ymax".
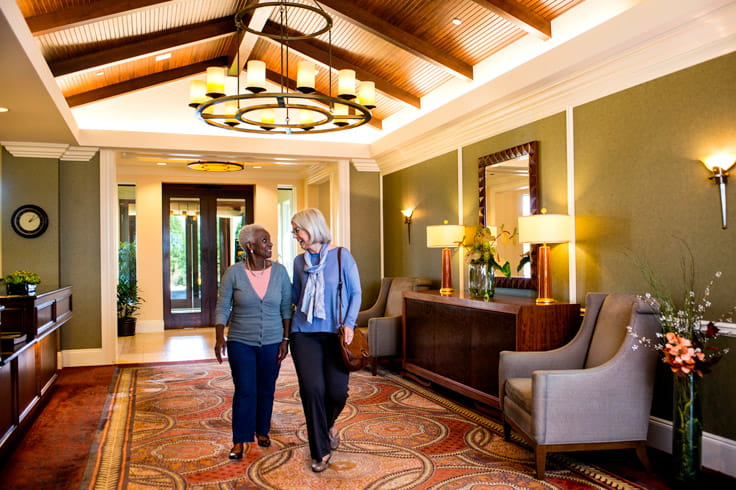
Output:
[{"xmin": 292, "ymin": 208, "xmax": 332, "ymax": 245}]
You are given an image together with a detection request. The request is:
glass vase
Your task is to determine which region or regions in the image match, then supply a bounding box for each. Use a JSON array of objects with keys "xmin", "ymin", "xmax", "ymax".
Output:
[
  {"xmin": 468, "ymin": 262, "xmax": 495, "ymax": 300},
  {"xmin": 672, "ymin": 372, "xmax": 702, "ymax": 485}
]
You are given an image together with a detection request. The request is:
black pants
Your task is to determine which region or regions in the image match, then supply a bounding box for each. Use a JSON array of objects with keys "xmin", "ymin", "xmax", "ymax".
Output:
[{"xmin": 290, "ymin": 332, "xmax": 349, "ymax": 460}]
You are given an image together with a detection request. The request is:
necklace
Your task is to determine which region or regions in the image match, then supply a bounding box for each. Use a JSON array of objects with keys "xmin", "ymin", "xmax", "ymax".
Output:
[{"xmin": 245, "ymin": 258, "xmax": 268, "ymax": 277}]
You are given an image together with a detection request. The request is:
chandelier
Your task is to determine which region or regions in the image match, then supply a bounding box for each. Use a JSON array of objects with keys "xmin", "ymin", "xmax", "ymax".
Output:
[{"xmin": 188, "ymin": 1, "xmax": 375, "ymax": 135}]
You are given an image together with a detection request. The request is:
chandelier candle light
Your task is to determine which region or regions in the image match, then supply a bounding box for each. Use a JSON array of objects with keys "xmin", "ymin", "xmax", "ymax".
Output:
[{"xmin": 188, "ymin": 1, "xmax": 375, "ymax": 135}]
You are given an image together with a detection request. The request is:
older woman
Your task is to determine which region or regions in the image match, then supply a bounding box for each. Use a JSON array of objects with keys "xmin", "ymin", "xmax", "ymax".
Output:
[
  {"xmin": 214, "ymin": 224, "xmax": 292, "ymax": 460},
  {"xmin": 290, "ymin": 208, "xmax": 362, "ymax": 472}
]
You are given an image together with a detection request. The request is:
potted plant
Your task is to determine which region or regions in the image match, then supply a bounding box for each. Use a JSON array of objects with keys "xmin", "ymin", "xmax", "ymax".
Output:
[
  {"xmin": 117, "ymin": 242, "xmax": 143, "ymax": 336},
  {"xmin": 3, "ymin": 270, "xmax": 41, "ymax": 295}
]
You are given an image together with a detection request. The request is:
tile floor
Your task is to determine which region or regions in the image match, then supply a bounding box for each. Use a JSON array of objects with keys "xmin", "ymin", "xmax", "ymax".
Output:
[{"xmin": 117, "ymin": 327, "xmax": 217, "ymax": 364}]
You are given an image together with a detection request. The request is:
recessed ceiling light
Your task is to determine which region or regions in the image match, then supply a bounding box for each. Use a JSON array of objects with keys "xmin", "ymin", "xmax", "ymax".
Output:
[
  {"xmin": 156, "ymin": 162, "xmax": 168, "ymax": 166},
  {"xmin": 452, "ymin": 18, "xmax": 462, "ymax": 25},
  {"xmin": 155, "ymin": 52, "xmax": 172, "ymax": 62},
  {"xmin": 0, "ymin": 107, "xmax": 8, "ymax": 113},
  {"xmin": 96, "ymin": 71, "xmax": 104, "ymax": 76},
  {"xmin": 253, "ymin": 165, "xmax": 262, "ymax": 169}
]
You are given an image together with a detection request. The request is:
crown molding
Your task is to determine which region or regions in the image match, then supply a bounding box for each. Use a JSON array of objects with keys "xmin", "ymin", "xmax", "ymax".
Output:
[
  {"xmin": 351, "ymin": 158, "xmax": 380, "ymax": 172},
  {"xmin": 374, "ymin": 0, "xmax": 736, "ymax": 175},
  {"xmin": 1, "ymin": 141, "xmax": 98, "ymax": 161}
]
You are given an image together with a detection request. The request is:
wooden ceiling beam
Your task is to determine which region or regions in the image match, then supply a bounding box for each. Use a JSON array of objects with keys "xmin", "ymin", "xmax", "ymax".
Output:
[
  {"xmin": 262, "ymin": 21, "xmax": 420, "ymax": 109},
  {"xmin": 66, "ymin": 57, "xmax": 228, "ymax": 107},
  {"xmin": 470, "ymin": 0, "xmax": 551, "ymax": 40},
  {"xmin": 25, "ymin": 0, "xmax": 170, "ymax": 36},
  {"xmin": 264, "ymin": 69, "xmax": 382, "ymax": 130},
  {"xmin": 316, "ymin": 0, "xmax": 473, "ymax": 81},
  {"xmin": 50, "ymin": 17, "xmax": 236, "ymax": 77}
]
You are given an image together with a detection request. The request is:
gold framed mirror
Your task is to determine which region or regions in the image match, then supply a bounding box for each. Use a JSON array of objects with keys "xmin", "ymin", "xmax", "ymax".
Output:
[{"xmin": 478, "ymin": 141, "xmax": 539, "ymax": 290}]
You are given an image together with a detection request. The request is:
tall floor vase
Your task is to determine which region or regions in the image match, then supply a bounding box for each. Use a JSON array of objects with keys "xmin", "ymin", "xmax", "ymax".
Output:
[{"xmin": 672, "ymin": 372, "xmax": 702, "ymax": 485}]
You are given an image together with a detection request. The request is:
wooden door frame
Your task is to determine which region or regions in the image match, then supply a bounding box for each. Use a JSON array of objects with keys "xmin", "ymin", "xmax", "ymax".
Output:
[{"xmin": 162, "ymin": 184, "xmax": 254, "ymax": 329}]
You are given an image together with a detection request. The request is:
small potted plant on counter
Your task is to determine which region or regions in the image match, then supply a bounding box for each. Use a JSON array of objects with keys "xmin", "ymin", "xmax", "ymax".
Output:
[{"xmin": 3, "ymin": 270, "xmax": 41, "ymax": 296}]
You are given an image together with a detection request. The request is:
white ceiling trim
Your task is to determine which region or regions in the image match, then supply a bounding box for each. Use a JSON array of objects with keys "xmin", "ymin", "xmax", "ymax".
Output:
[
  {"xmin": 351, "ymin": 158, "xmax": 380, "ymax": 172},
  {"xmin": 375, "ymin": 0, "xmax": 736, "ymax": 175},
  {"xmin": 1, "ymin": 141, "xmax": 98, "ymax": 160}
]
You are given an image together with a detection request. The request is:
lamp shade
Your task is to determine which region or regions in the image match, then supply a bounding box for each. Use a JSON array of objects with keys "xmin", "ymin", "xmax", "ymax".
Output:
[
  {"xmin": 518, "ymin": 214, "xmax": 571, "ymax": 244},
  {"xmin": 427, "ymin": 225, "xmax": 465, "ymax": 248}
]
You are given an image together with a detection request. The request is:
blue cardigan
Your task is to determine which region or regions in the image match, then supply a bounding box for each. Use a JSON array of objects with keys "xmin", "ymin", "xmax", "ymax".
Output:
[
  {"xmin": 215, "ymin": 261, "xmax": 292, "ymax": 346},
  {"xmin": 291, "ymin": 247, "xmax": 362, "ymax": 333}
]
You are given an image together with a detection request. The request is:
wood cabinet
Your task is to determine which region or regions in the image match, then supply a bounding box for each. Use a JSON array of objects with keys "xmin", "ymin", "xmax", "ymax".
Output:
[
  {"xmin": 0, "ymin": 287, "xmax": 72, "ymax": 459},
  {"xmin": 402, "ymin": 290, "xmax": 580, "ymax": 408}
]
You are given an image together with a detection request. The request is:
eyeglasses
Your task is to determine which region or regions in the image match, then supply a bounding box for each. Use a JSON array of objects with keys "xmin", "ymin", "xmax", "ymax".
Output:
[{"xmin": 291, "ymin": 227, "xmax": 302, "ymax": 235}]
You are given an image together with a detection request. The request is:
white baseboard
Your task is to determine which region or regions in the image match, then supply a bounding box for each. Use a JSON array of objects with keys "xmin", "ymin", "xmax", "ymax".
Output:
[
  {"xmin": 135, "ymin": 319, "xmax": 164, "ymax": 333},
  {"xmin": 61, "ymin": 347, "xmax": 112, "ymax": 367},
  {"xmin": 648, "ymin": 416, "xmax": 736, "ymax": 478}
]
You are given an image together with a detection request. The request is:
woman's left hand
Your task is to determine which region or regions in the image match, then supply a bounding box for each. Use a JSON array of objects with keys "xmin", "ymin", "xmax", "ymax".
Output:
[
  {"xmin": 277, "ymin": 340, "xmax": 289, "ymax": 363},
  {"xmin": 339, "ymin": 325, "xmax": 354, "ymax": 345}
]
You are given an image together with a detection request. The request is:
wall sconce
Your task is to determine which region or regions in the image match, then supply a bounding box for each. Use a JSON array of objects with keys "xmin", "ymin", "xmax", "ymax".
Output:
[
  {"xmin": 427, "ymin": 222, "xmax": 465, "ymax": 295},
  {"xmin": 700, "ymin": 154, "xmax": 736, "ymax": 229},
  {"xmin": 401, "ymin": 208, "xmax": 414, "ymax": 243},
  {"xmin": 518, "ymin": 210, "xmax": 571, "ymax": 305}
]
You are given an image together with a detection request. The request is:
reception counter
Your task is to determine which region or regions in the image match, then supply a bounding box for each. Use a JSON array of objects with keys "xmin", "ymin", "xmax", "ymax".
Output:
[{"xmin": 0, "ymin": 286, "xmax": 72, "ymax": 459}]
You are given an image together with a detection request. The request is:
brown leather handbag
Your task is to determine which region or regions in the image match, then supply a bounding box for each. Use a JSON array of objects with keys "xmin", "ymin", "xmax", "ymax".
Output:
[{"xmin": 336, "ymin": 247, "xmax": 370, "ymax": 371}]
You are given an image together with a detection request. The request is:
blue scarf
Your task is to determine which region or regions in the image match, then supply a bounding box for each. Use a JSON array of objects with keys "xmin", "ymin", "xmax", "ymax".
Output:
[{"xmin": 300, "ymin": 244, "xmax": 329, "ymax": 323}]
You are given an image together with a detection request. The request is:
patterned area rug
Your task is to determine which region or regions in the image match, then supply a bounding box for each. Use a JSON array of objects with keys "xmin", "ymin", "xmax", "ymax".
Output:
[{"xmin": 82, "ymin": 358, "xmax": 645, "ymax": 489}]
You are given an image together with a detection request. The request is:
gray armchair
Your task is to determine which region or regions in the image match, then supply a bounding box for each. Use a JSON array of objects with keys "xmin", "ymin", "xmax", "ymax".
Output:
[
  {"xmin": 499, "ymin": 293, "xmax": 660, "ymax": 480},
  {"xmin": 356, "ymin": 277, "xmax": 432, "ymax": 375}
]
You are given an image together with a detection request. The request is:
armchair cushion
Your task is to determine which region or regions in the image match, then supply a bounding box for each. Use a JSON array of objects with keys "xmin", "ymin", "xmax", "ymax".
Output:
[
  {"xmin": 385, "ymin": 277, "xmax": 419, "ymax": 317},
  {"xmin": 584, "ymin": 294, "xmax": 636, "ymax": 368},
  {"xmin": 504, "ymin": 378, "xmax": 532, "ymax": 413}
]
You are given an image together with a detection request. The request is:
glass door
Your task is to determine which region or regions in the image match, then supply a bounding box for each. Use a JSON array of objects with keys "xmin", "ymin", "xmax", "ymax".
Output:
[{"xmin": 162, "ymin": 184, "xmax": 254, "ymax": 329}]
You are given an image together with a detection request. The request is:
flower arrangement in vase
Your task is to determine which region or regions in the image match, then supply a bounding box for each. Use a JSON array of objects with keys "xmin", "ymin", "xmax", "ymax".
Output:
[
  {"xmin": 3, "ymin": 270, "xmax": 41, "ymax": 295},
  {"xmin": 628, "ymin": 247, "xmax": 733, "ymax": 485},
  {"xmin": 462, "ymin": 225, "xmax": 529, "ymax": 299}
]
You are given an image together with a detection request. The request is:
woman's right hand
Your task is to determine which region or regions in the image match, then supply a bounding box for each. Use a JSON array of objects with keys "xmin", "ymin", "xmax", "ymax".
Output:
[{"xmin": 214, "ymin": 336, "xmax": 227, "ymax": 364}]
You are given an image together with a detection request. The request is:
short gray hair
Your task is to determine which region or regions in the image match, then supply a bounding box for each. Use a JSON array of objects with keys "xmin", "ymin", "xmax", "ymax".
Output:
[
  {"xmin": 238, "ymin": 224, "xmax": 266, "ymax": 252},
  {"xmin": 292, "ymin": 208, "xmax": 332, "ymax": 245}
]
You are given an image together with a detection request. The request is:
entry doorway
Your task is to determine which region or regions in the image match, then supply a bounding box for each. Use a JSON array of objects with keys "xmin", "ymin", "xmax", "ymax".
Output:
[{"xmin": 162, "ymin": 184, "xmax": 254, "ymax": 329}]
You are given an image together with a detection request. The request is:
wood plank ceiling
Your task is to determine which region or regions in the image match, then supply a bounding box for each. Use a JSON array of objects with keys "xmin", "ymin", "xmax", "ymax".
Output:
[{"xmin": 16, "ymin": 0, "xmax": 585, "ymax": 132}]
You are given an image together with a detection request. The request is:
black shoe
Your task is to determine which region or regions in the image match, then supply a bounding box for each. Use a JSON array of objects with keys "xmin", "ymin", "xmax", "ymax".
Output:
[
  {"xmin": 256, "ymin": 434, "xmax": 271, "ymax": 447},
  {"xmin": 311, "ymin": 454, "xmax": 331, "ymax": 472},
  {"xmin": 228, "ymin": 443, "xmax": 244, "ymax": 459}
]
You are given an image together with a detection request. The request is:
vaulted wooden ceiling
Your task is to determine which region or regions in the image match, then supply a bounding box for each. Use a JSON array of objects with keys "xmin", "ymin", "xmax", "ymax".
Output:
[{"xmin": 16, "ymin": 0, "xmax": 585, "ymax": 133}]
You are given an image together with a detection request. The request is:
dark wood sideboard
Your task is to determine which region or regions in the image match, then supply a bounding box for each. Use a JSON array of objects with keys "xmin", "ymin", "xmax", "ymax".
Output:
[
  {"xmin": 402, "ymin": 290, "xmax": 580, "ymax": 408},
  {"xmin": 0, "ymin": 287, "xmax": 72, "ymax": 460}
]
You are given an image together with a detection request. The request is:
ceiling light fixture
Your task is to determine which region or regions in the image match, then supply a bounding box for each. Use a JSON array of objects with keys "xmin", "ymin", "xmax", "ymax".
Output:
[
  {"xmin": 187, "ymin": 161, "xmax": 245, "ymax": 172},
  {"xmin": 188, "ymin": 0, "xmax": 375, "ymax": 135},
  {"xmin": 155, "ymin": 52, "xmax": 172, "ymax": 61},
  {"xmin": 452, "ymin": 18, "xmax": 462, "ymax": 25}
]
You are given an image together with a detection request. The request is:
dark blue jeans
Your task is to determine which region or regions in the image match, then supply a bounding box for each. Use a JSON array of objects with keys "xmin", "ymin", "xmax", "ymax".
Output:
[
  {"xmin": 290, "ymin": 332, "xmax": 349, "ymax": 460},
  {"xmin": 226, "ymin": 341, "xmax": 281, "ymax": 444}
]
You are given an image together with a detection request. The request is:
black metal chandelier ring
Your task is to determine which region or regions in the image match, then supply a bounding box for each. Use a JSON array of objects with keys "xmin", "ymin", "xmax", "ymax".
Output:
[
  {"xmin": 196, "ymin": 93, "xmax": 372, "ymax": 134},
  {"xmin": 234, "ymin": 2, "xmax": 332, "ymax": 40}
]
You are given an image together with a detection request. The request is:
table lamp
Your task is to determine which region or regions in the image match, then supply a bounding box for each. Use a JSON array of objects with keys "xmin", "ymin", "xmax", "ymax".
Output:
[
  {"xmin": 426, "ymin": 223, "xmax": 465, "ymax": 295},
  {"xmin": 518, "ymin": 211, "xmax": 571, "ymax": 304}
]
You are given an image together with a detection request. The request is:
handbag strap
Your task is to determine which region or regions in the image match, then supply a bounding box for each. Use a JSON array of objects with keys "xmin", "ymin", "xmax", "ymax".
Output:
[{"xmin": 337, "ymin": 246, "xmax": 343, "ymax": 326}]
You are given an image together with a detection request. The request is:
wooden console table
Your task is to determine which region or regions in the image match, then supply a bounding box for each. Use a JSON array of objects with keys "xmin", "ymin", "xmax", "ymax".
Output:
[
  {"xmin": 0, "ymin": 287, "xmax": 72, "ymax": 460},
  {"xmin": 402, "ymin": 290, "xmax": 580, "ymax": 408}
]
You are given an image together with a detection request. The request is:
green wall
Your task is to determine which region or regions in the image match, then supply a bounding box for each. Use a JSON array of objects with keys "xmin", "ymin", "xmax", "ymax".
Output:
[
  {"xmin": 1, "ymin": 148, "xmax": 102, "ymax": 350},
  {"xmin": 380, "ymin": 52, "xmax": 736, "ymax": 439},
  {"xmin": 462, "ymin": 112, "xmax": 570, "ymax": 301},
  {"xmin": 383, "ymin": 150, "xmax": 458, "ymax": 286},
  {"xmin": 574, "ymin": 51, "xmax": 736, "ymax": 438},
  {"xmin": 59, "ymin": 156, "xmax": 102, "ymax": 350},
  {"xmin": 1, "ymin": 149, "xmax": 61, "ymax": 288},
  {"xmin": 350, "ymin": 166, "xmax": 381, "ymax": 308}
]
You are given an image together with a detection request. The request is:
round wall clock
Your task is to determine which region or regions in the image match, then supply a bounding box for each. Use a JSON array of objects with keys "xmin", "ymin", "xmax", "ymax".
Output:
[{"xmin": 11, "ymin": 204, "xmax": 49, "ymax": 238}]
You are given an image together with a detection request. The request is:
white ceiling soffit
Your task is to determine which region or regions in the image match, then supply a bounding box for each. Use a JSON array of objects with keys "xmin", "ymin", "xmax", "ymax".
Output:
[{"xmin": 1, "ymin": 141, "xmax": 98, "ymax": 161}]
